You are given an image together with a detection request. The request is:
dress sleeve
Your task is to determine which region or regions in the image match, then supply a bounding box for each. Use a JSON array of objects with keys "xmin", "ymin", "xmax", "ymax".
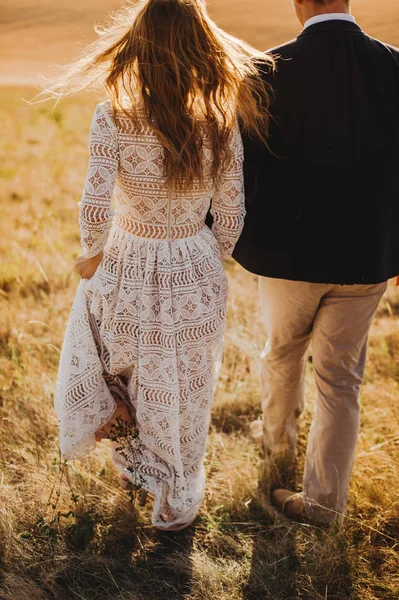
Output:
[
  {"xmin": 78, "ymin": 102, "xmax": 119, "ymax": 258},
  {"xmin": 211, "ymin": 122, "xmax": 246, "ymax": 258}
]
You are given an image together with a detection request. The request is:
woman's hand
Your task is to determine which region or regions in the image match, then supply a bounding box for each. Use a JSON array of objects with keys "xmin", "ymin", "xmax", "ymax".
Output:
[{"xmin": 76, "ymin": 252, "xmax": 104, "ymax": 279}]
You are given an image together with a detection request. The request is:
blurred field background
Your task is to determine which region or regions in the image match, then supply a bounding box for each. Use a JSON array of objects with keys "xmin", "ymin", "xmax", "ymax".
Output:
[{"xmin": 0, "ymin": 1, "xmax": 399, "ymax": 599}]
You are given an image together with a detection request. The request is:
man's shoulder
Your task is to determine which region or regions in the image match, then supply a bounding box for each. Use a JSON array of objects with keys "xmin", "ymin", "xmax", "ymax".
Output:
[
  {"xmin": 265, "ymin": 38, "xmax": 300, "ymax": 59},
  {"xmin": 254, "ymin": 39, "xmax": 300, "ymax": 82},
  {"xmin": 365, "ymin": 35, "xmax": 399, "ymax": 60},
  {"xmin": 264, "ymin": 32, "xmax": 399, "ymax": 67}
]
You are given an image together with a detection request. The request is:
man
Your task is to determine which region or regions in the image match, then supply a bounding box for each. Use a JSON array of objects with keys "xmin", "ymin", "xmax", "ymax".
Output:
[{"xmin": 233, "ymin": 0, "xmax": 399, "ymax": 524}]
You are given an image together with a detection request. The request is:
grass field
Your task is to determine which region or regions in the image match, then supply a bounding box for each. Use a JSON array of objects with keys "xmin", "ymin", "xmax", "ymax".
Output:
[{"xmin": 1, "ymin": 1, "xmax": 399, "ymax": 599}]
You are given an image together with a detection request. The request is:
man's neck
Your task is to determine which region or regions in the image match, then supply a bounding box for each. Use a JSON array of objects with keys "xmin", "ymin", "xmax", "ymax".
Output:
[{"xmin": 302, "ymin": 3, "xmax": 350, "ymax": 24}]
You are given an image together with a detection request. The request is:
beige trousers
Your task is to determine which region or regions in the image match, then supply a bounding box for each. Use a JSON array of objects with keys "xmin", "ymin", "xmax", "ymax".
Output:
[{"xmin": 258, "ymin": 277, "xmax": 387, "ymax": 523}]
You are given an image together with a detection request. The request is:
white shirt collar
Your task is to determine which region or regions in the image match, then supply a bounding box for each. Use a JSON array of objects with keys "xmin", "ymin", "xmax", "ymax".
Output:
[{"xmin": 304, "ymin": 13, "xmax": 356, "ymax": 30}]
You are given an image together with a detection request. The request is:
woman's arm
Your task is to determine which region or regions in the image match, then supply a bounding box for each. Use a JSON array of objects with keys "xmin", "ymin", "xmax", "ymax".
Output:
[
  {"xmin": 210, "ymin": 123, "xmax": 246, "ymax": 258},
  {"xmin": 77, "ymin": 102, "xmax": 118, "ymax": 277}
]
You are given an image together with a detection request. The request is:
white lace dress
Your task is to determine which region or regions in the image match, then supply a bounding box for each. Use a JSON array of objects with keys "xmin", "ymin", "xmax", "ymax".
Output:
[{"xmin": 54, "ymin": 100, "xmax": 245, "ymax": 529}]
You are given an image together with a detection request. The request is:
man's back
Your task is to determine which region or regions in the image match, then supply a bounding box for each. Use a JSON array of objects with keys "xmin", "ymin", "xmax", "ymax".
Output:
[{"xmin": 234, "ymin": 20, "xmax": 399, "ymax": 284}]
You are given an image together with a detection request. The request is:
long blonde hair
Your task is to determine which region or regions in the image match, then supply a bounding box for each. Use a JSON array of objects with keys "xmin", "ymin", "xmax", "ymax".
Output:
[{"xmin": 43, "ymin": 0, "xmax": 274, "ymax": 191}]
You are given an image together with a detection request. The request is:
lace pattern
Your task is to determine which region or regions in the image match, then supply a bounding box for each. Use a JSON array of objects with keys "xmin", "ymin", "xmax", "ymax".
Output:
[
  {"xmin": 54, "ymin": 101, "xmax": 245, "ymax": 528},
  {"xmin": 79, "ymin": 104, "xmax": 118, "ymax": 258}
]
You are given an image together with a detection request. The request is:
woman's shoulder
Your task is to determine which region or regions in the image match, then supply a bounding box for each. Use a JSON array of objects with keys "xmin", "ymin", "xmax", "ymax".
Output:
[
  {"xmin": 94, "ymin": 98, "xmax": 146, "ymax": 125},
  {"xmin": 92, "ymin": 99, "xmax": 115, "ymax": 126},
  {"xmin": 89, "ymin": 100, "xmax": 119, "ymax": 143}
]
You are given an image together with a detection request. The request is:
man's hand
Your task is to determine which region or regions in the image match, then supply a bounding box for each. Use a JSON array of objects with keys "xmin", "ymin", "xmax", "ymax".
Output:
[
  {"xmin": 396, "ymin": 276, "xmax": 399, "ymax": 287},
  {"xmin": 76, "ymin": 252, "xmax": 104, "ymax": 279}
]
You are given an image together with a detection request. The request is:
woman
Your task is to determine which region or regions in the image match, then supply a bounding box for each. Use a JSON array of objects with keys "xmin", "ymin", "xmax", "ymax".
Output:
[{"xmin": 52, "ymin": 0, "xmax": 273, "ymax": 531}]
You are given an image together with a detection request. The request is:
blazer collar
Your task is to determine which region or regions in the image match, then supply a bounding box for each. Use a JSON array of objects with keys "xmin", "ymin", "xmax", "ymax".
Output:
[{"xmin": 299, "ymin": 20, "xmax": 363, "ymax": 37}]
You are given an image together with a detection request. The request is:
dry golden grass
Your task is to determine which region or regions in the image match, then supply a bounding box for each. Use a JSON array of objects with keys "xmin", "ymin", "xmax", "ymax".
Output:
[{"xmin": 0, "ymin": 87, "xmax": 398, "ymax": 600}]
